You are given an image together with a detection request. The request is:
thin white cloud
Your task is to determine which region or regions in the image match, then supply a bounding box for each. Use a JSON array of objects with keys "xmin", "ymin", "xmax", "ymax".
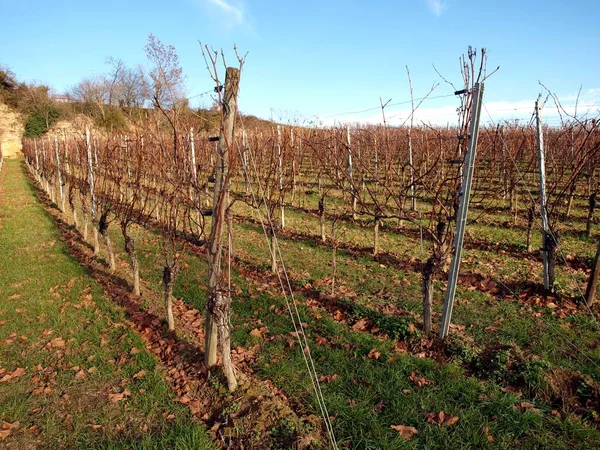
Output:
[
  {"xmin": 318, "ymin": 91, "xmax": 600, "ymax": 128},
  {"xmin": 206, "ymin": 0, "xmax": 245, "ymax": 25},
  {"xmin": 426, "ymin": 0, "xmax": 448, "ymax": 17}
]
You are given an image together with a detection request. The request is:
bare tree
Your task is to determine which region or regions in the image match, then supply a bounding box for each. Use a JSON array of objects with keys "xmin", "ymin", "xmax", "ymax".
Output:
[{"xmin": 69, "ymin": 76, "xmax": 109, "ymax": 121}]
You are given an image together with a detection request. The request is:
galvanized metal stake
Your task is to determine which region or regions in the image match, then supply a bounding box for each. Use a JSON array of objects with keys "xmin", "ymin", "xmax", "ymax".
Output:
[
  {"xmin": 439, "ymin": 82, "xmax": 485, "ymax": 339},
  {"xmin": 535, "ymin": 97, "xmax": 551, "ymax": 290}
]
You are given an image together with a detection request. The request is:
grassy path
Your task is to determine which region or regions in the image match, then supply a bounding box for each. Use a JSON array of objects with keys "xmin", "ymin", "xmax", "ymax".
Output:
[{"xmin": 0, "ymin": 159, "xmax": 215, "ymax": 449}]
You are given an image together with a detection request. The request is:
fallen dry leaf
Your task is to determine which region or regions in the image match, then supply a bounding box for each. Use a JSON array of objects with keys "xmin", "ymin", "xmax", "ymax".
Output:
[
  {"xmin": 0, "ymin": 367, "xmax": 26, "ymax": 382},
  {"xmin": 367, "ymin": 348, "xmax": 381, "ymax": 360},
  {"xmin": 47, "ymin": 337, "xmax": 65, "ymax": 348},
  {"xmin": 108, "ymin": 389, "xmax": 131, "ymax": 403},
  {"xmin": 318, "ymin": 374, "xmax": 340, "ymax": 384},
  {"xmin": 0, "ymin": 429, "xmax": 12, "ymax": 440},
  {"xmin": 409, "ymin": 370, "xmax": 433, "ymax": 387},
  {"xmin": 1, "ymin": 421, "xmax": 19, "ymax": 430},
  {"xmin": 351, "ymin": 318, "xmax": 370, "ymax": 332},
  {"xmin": 484, "ymin": 426, "xmax": 494, "ymax": 443},
  {"xmin": 391, "ymin": 424, "xmax": 419, "ymax": 440},
  {"xmin": 133, "ymin": 370, "xmax": 147, "ymax": 380},
  {"xmin": 426, "ymin": 411, "xmax": 460, "ymax": 426},
  {"xmin": 250, "ymin": 327, "xmax": 269, "ymax": 338}
]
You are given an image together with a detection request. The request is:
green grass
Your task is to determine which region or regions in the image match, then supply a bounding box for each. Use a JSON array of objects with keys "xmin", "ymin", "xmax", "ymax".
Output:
[
  {"xmin": 0, "ymin": 160, "xmax": 215, "ymax": 450},
  {"xmin": 16, "ymin": 159, "xmax": 600, "ymax": 449},
  {"xmin": 98, "ymin": 197, "xmax": 600, "ymax": 448}
]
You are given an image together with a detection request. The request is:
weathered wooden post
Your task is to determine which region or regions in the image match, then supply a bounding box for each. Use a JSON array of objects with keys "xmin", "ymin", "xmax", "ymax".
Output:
[
  {"xmin": 439, "ymin": 82, "xmax": 484, "ymax": 339},
  {"xmin": 205, "ymin": 67, "xmax": 240, "ymax": 392}
]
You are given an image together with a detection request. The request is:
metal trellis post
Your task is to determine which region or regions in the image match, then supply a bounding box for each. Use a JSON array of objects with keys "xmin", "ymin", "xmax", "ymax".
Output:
[
  {"xmin": 535, "ymin": 97, "xmax": 551, "ymax": 290},
  {"xmin": 439, "ymin": 82, "xmax": 485, "ymax": 339}
]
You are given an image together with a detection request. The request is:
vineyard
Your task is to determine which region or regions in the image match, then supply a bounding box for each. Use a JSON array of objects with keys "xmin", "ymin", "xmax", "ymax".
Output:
[{"xmin": 2, "ymin": 54, "xmax": 600, "ymax": 449}]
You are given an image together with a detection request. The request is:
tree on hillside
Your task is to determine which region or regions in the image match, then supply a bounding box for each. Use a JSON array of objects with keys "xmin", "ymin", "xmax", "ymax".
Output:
[
  {"xmin": 19, "ymin": 84, "xmax": 60, "ymax": 131},
  {"xmin": 68, "ymin": 76, "xmax": 109, "ymax": 121},
  {"xmin": 0, "ymin": 64, "xmax": 17, "ymax": 91},
  {"xmin": 144, "ymin": 34, "xmax": 187, "ymax": 158},
  {"xmin": 144, "ymin": 34, "xmax": 186, "ymax": 110},
  {"xmin": 105, "ymin": 57, "xmax": 147, "ymax": 108}
]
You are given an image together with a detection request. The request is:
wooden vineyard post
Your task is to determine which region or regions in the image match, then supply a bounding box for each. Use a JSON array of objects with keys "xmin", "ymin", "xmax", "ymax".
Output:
[
  {"xmin": 189, "ymin": 127, "xmax": 202, "ymax": 234},
  {"xmin": 290, "ymin": 128, "xmax": 296, "ymax": 204},
  {"xmin": 242, "ymin": 130, "xmax": 249, "ymax": 195},
  {"xmin": 535, "ymin": 97, "xmax": 551, "ymax": 290},
  {"xmin": 277, "ymin": 125, "xmax": 285, "ymax": 229},
  {"xmin": 85, "ymin": 129, "xmax": 99, "ymax": 256},
  {"xmin": 439, "ymin": 82, "xmax": 484, "ymax": 339},
  {"xmin": 54, "ymin": 137, "xmax": 65, "ymax": 212},
  {"xmin": 205, "ymin": 67, "xmax": 240, "ymax": 392},
  {"xmin": 347, "ymin": 126, "xmax": 357, "ymax": 220},
  {"xmin": 585, "ymin": 239, "xmax": 600, "ymax": 306},
  {"xmin": 34, "ymin": 138, "xmax": 39, "ymax": 176}
]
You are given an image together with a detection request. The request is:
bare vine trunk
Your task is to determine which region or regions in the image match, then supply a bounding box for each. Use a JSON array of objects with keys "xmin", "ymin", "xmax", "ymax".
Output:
[
  {"xmin": 270, "ymin": 227, "xmax": 277, "ymax": 273},
  {"xmin": 123, "ymin": 227, "xmax": 140, "ymax": 296},
  {"xmin": 69, "ymin": 190, "xmax": 78, "ymax": 228},
  {"xmin": 422, "ymin": 256, "xmax": 436, "ymax": 332},
  {"xmin": 163, "ymin": 266, "xmax": 176, "ymax": 331},
  {"xmin": 422, "ymin": 222, "xmax": 447, "ymax": 332},
  {"xmin": 215, "ymin": 290, "xmax": 236, "ymax": 389},
  {"xmin": 319, "ymin": 196, "xmax": 326, "ymax": 243},
  {"xmin": 585, "ymin": 240, "xmax": 600, "ymax": 306},
  {"xmin": 566, "ymin": 184, "xmax": 576, "ymax": 217},
  {"xmin": 373, "ymin": 218, "xmax": 380, "ymax": 256},
  {"xmin": 93, "ymin": 227, "xmax": 100, "ymax": 256},
  {"xmin": 587, "ymin": 193, "xmax": 596, "ymax": 238},
  {"xmin": 526, "ymin": 205, "xmax": 534, "ymax": 253},
  {"xmin": 545, "ymin": 231, "xmax": 559, "ymax": 289},
  {"xmin": 83, "ymin": 210, "xmax": 89, "ymax": 240},
  {"xmin": 205, "ymin": 66, "xmax": 240, "ymax": 392},
  {"xmin": 331, "ymin": 220, "xmax": 338, "ymax": 296},
  {"xmin": 98, "ymin": 212, "xmax": 115, "ymax": 272}
]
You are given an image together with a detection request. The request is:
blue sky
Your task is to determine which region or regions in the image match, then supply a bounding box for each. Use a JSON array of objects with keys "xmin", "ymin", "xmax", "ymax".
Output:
[{"xmin": 1, "ymin": 0, "xmax": 599, "ymax": 125}]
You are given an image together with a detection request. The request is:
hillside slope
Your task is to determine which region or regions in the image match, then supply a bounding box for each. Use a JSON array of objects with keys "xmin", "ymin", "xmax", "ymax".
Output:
[{"xmin": 0, "ymin": 103, "xmax": 23, "ymax": 158}]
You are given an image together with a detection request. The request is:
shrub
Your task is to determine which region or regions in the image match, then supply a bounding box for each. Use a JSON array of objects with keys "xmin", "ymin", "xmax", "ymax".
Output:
[
  {"xmin": 94, "ymin": 105, "xmax": 126, "ymax": 131},
  {"xmin": 24, "ymin": 108, "xmax": 60, "ymax": 137}
]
